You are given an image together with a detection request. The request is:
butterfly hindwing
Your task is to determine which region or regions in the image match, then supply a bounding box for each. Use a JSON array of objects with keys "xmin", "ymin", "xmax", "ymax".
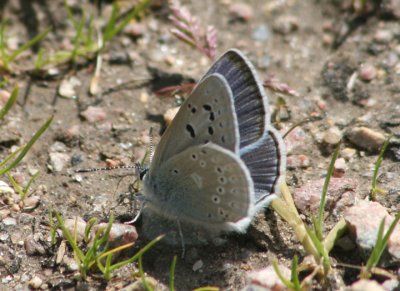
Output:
[
  {"xmin": 240, "ymin": 128, "xmax": 286, "ymax": 208},
  {"xmin": 150, "ymin": 74, "xmax": 240, "ymax": 172},
  {"xmin": 145, "ymin": 143, "xmax": 254, "ymax": 231}
]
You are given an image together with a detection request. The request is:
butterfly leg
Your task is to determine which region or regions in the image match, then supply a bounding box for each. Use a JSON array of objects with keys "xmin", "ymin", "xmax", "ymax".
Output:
[
  {"xmin": 124, "ymin": 195, "xmax": 146, "ymax": 224},
  {"xmin": 176, "ymin": 219, "xmax": 186, "ymax": 258}
]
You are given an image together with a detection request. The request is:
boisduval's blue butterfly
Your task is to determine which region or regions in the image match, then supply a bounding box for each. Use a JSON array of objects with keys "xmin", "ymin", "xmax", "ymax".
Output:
[{"xmin": 142, "ymin": 49, "xmax": 286, "ymax": 238}]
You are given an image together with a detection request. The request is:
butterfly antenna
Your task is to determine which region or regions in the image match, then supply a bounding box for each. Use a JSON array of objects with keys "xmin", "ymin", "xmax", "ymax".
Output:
[
  {"xmin": 75, "ymin": 163, "xmax": 142, "ymax": 173},
  {"xmin": 148, "ymin": 127, "xmax": 155, "ymax": 163},
  {"xmin": 283, "ymin": 117, "xmax": 318, "ymax": 139}
]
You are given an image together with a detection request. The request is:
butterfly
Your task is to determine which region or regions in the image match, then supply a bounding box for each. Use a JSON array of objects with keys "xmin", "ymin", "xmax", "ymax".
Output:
[{"xmin": 142, "ymin": 49, "xmax": 286, "ymax": 234}]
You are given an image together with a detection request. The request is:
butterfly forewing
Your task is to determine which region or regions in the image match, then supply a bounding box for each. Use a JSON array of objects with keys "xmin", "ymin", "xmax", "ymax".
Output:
[
  {"xmin": 204, "ymin": 49, "xmax": 269, "ymax": 148},
  {"xmin": 151, "ymin": 74, "xmax": 240, "ymax": 171},
  {"xmin": 145, "ymin": 143, "xmax": 254, "ymax": 228}
]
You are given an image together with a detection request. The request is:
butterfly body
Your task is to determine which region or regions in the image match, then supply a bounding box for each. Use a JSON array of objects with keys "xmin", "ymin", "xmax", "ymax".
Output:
[{"xmin": 142, "ymin": 49, "xmax": 286, "ymax": 238}]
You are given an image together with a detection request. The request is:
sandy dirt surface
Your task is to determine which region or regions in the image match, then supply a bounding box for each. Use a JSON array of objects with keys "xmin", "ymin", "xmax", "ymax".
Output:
[{"xmin": 0, "ymin": 0, "xmax": 399, "ymax": 290}]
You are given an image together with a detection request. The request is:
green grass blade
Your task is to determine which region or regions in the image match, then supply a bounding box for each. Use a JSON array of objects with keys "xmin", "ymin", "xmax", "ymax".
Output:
[
  {"xmin": 103, "ymin": 252, "xmax": 113, "ymax": 281},
  {"xmin": 64, "ymin": 0, "xmax": 78, "ymax": 28},
  {"xmin": 0, "ymin": 22, "xmax": 6, "ymax": 59},
  {"xmin": 316, "ymin": 142, "xmax": 340, "ymax": 240},
  {"xmin": 272, "ymin": 259, "xmax": 295, "ymax": 289},
  {"xmin": 169, "ymin": 255, "xmax": 177, "ymax": 291},
  {"xmin": 103, "ymin": 0, "xmax": 150, "ymax": 43},
  {"xmin": 6, "ymin": 172, "xmax": 24, "ymax": 197},
  {"xmin": 365, "ymin": 213, "xmax": 400, "ymax": 273},
  {"xmin": 0, "ymin": 116, "xmax": 53, "ymax": 175},
  {"xmin": 103, "ymin": 2, "xmax": 119, "ymax": 43},
  {"xmin": 84, "ymin": 217, "xmax": 97, "ymax": 243},
  {"xmin": 109, "ymin": 235, "xmax": 164, "ymax": 271},
  {"xmin": 85, "ymin": 215, "xmax": 114, "ymax": 266},
  {"xmin": 139, "ymin": 255, "xmax": 152, "ymax": 291},
  {"xmin": 48, "ymin": 206, "xmax": 57, "ymax": 245},
  {"xmin": 8, "ymin": 26, "xmax": 52, "ymax": 63},
  {"xmin": 0, "ymin": 86, "xmax": 18, "ymax": 120},
  {"xmin": 70, "ymin": 15, "xmax": 85, "ymax": 61},
  {"xmin": 306, "ymin": 227, "xmax": 331, "ymax": 274},
  {"xmin": 22, "ymin": 170, "xmax": 40, "ymax": 200},
  {"xmin": 54, "ymin": 211, "xmax": 85, "ymax": 262},
  {"xmin": 291, "ymin": 256, "xmax": 301, "ymax": 290},
  {"xmin": 324, "ymin": 217, "xmax": 347, "ymax": 253},
  {"xmin": 371, "ymin": 137, "xmax": 391, "ymax": 199},
  {"xmin": 0, "ymin": 145, "xmax": 24, "ymax": 169}
]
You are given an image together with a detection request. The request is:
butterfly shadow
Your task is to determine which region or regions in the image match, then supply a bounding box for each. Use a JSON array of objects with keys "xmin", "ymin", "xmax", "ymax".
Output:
[{"xmin": 123, "ymin": 207, "xmax": 299, "ymax": 289}]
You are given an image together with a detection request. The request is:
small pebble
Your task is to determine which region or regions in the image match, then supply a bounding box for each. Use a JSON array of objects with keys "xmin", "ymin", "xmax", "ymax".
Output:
[
  {"xmin": 64, "ymin": 217, "xmax": 87, "ymax": 243},
  {"xmin": 22, "ymin": 196, "xmax": 40, "ymax": 210},
  {"xmin": 294, "ymin": 177, "xmax": 357, "ymax": 215},
  {"xmin": 322, "ymin": 20, "xmax": 334, "ymax": 31},
  {"xmin": 56, "ymin": 240, "xmax": 66, "ymax": 264},
  {"xmin": 252, "ymin": 24, "xmax": 270, "ymax": 42},
  {"xmin": 322, "ymin": 33, "xmax": 334, "ymax": 46},
  {"xmin": 140, "ymin": 91, "xmax": 149, "ymax": 104},
  {"xmin": 284, "ymin": 127, "xmax": 308, "ymax": 154},
  {"xmin": 341, "ymin": 147, "xmax": 357, "ymax": 161},
  {"xmin": 124, "ymin": 22, "xmax": 146, "ymax": 37},
  {"xmin": 48, "ymin": 152, "xmax": 70, "ymax": 172},
  {"xmin": 0, "ymin": 180, "xmax": 15, "ymax": 196},
  {"xmin": 92, "ymin": 223, "xmax": 138, "ymax": 248},
  {"xmin": 374, "ymin": 29, "xmax": 393, "ymax": 44},
  {"xmin": 359, "ymin": 64, "xmax": 377, "ymax": 82},
  {"xmin": 323, "ymin": 127, "xmax": 342, "ymax": 145},
  {"xmin": 59, "ymin": 77, "xmax": 81, "ymax": 99},
  {"xmin": 244, "ymin": 265, "xmax": 290, "ymax": 290},
  {"xmin": 0, "ymin": 209, "xmax": 11, "ymax": 219},
  {"xmin": 63, "ymin": 124, "xmax": 80, "ymax": 141},
  {"xmin": 333, "ymin": 158, "xmax": 347, "ymax": 178},
  {"xmin": 62, "ymin": 256, "xmax": 79, "ymax": 271},
  {"xmin": 286, "ymin": 154, "xmax": 310, "ymax": 169},
  {"xmin": 344, "ymin": 200, "xmax": 400, "ymax": 260},
  {"xmin": 80, "ymin": 106, "xmax": 107, "ymax": 123},
  {"xmin": 273, "ymin": 15, "xmax": 299, "ymax": 35},
  {"xmin": 28, "ymin": 276, "xmax": 43, "ymax": 289},
  {"xmin": 229, "ymin": 2, "xmax": 254, "ymax": 21},
  {"xmin": 122, "ymin": 276, "xmax": 158, "ymax": 290},
  {"xmin": 382, "ymin": 279, "xmax": 400, "ymax": 291},
  {"xmin": 164, "ymin": 107, "xmax": 180, "ymax": 126},
  {"xmin": 108, "ymin": 51, "xmax": 130, "ymax": 64},
  {"xmin": 349, "ymin": 279, "xmax": 384, "ymax": 291},
  {"xmin": 346, "ymin": 127, "xmax": 386, "ymax": 152},
  {"xmin": 0, "ymin": 89, "xmax": 11, "ymax": 107},
  {"xmin": 192, "ymin": 260, "xmax": 203, "ymax": 272},
  {"xmin": 24, "ymin": 235, "xmax": 46, "ymax": 255},
  {"xmin": 3, "ymin": 217, "xmax": 17, "ymax": 226}
]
